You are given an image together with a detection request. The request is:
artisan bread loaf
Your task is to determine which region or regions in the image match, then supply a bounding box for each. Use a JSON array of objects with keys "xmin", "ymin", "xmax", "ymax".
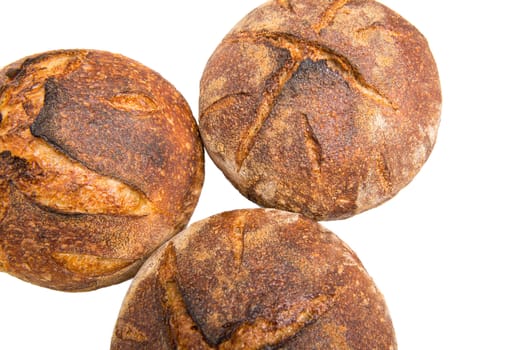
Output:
[
  {"xmin": 0, "ymin": 50, "xmax": 204, "ymax": 291},
  {"xmin": 199, "ymin": 0, "xmax": 441, "ymax": 220},
  {"xmin": 112, "ymin": 209, "xmax": 396, "ymax": 349}
]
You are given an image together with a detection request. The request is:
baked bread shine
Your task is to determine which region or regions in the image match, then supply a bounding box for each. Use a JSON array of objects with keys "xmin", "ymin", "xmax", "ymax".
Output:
[
  {"xmin": 112, "ymin": 209, "xmax": 396, "ymax": 349},
  {"xmin": 199, "ymin": 0, "xmax": 441, "ymax": 220},
  {"xmin": 0, "ymin": 49, "xmax": 204, "ymax": 291}
]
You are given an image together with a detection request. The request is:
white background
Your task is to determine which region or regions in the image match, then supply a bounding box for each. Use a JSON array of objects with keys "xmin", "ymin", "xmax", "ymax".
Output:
[{"xmin": 1, "ymin": 0, "xmax": 523, "ymax": 349}]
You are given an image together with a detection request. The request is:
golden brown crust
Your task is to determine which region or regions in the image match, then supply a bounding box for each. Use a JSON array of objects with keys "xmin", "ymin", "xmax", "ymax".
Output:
[
  {"xmin": 0, "ymin": 49, "xmax": 204, "ymax": 291},
  {"xmin": 199, "ymin": 0, "xmax": 441, "ymax": 220},
  {"xmin": 111, "ymin": 209, "xmax": 396, "ymax": 349}
]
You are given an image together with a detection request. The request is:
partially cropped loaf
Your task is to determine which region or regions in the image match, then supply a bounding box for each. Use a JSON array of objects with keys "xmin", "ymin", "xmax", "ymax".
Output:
[
  {"xmin": 112, "ymin": 209, "xmax": 396, "ymax": 349},
  {"xmin": 0, "ymin": 49, "xmax": 204, "ymax": 291},
  {"xmin": 199, "ymin": 0, "xmax": 441, "ymax": 220}
]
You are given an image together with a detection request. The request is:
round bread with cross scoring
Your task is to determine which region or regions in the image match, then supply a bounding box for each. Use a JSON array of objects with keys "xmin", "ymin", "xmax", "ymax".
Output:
[
  {"xmin": 0, "ymin": 50, "xmax": 204, "ymax": 291},
  {"xmin": 199, "ymin": 0, "xmax": 441, "ymax": 220},
  {"xmin": 111, "ymin": 209, "xmax": 396, "ymax": 349}
]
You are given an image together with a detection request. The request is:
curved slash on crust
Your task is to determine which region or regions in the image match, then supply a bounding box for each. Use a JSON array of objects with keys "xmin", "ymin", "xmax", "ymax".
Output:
[
  {"xmin": 0, "ymin": 146, "xmax": 153, "ymax": 217},
  {"xmin": 312, "ymin": 0, "xmax": 352, "ymax": 33},
  {"xmin": 226, "ymin": 31, "xmax": 398, "ymax": 172},
  {"xmin": 235, "ymin": 50, "xmax": 304, "ymax": 171},
  {"xmin": 158, "ymin": 243, "xmax": 213, "ymax": 349},
  {"xmin": 355, "ymin": 22, "xmax": 406, "ymax": 40},
  {"xmin": 375, "ymin": 150, "xmax": 393, "ymax": 193},
  {"xmin": 201, "ymin": 92, "xmax": 251, "ymax": 118},
  {"xmin": 323, "ymin": 58, "xmax": 399, "ymax": 111},
  {"xmin": 302, "ymin": 113, "xmax": 322, "ymax": 176},
  {"xmin": 230, "ymin": 213, "xmax": 247, "ymax": 269},
  {"xmin": 218, "ymin": 282, "xmax": 355, "ymax": 349},
  {"xmin": 51, "ymin": 252, "xmax": 134, "ymax": 277},
  {"xmin": 218, "ymin": 293, "xmax": 335, "ymax": 349}
]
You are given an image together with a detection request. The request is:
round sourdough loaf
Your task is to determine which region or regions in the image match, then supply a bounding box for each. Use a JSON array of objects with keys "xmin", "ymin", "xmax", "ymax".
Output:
[
  {"xmin": 199, "ymin": 0, "xmax": 441, "ymax": 220},
  {"xmin": 0, "ymin": 49, "xmax": 204, "ymax": 291},
  {"xmin": 111, "ymin": 209, "xmax": 396, "ymax": 349}
]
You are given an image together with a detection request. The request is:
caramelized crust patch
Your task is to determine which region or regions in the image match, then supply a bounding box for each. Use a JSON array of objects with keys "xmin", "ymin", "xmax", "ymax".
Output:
[{"xmin": 51, "ymin": 252, "xmax": 134, "ymax": 277}]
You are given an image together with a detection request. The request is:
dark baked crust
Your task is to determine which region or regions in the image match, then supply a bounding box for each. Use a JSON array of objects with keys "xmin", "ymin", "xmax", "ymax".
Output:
[
  {"xmin": 111, "ymin": 209, "xmax": 396, "ymax": 349},
  {"xmin": 199, "ymin": 0, "xmax": 441, "ymax": 220},
  {"xmin": 0, "ymin": 50, "xmax": 204, "ymax": 291}
]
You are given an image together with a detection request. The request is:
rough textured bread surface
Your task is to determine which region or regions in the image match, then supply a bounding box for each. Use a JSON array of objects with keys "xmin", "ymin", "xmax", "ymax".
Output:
[
  {"xmin": 0, "ymin": 50, "xmax": 204, "ymax": 291},
  {"xmin": 199, "ymin": 0, "xmax": 441, "ymax": 220},
  {"xmin": 111, "ymin": 209, "xmax": 396, "ymax": 349}
]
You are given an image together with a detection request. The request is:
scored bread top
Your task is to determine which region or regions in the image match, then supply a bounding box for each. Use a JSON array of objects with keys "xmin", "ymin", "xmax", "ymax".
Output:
[
  {"xmin": 199, "ymin": 0, "xmax": 441, "ymax": 220},
  {"xmin": 112, "ymin": 209, "xmax": 396, "ymax": 349},
  {"xmin": 0, "ymin": 50, "xmax": 204, "ymax": 291}
]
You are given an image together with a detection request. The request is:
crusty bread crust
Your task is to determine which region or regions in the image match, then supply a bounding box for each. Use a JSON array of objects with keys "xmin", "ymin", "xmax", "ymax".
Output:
[
  {"xmin": 112, "ymin": 209, "xmax": 396, "ymax": 349},
  {"xmin": 0, "ymin": 50, "xmax": 204, "ymax": 291},
  {"xmin": 199, "ymin": 0, "xmax": 441, "ymax": 220}
]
